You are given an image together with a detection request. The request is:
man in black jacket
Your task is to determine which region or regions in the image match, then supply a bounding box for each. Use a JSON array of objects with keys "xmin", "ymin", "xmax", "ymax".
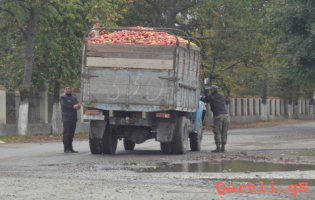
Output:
[
  {"xmin": 60, "ymin": 85, "xmax": 81, "ymax": 153},
  {"xmin": 200, "ymin": 85, "xmax": 229, "ymax": 153}
]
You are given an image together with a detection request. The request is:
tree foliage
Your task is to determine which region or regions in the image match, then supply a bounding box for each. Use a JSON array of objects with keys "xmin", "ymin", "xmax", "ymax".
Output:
[
  {"xmin": 0, "ymin": 0, "xmax": 123, "ymax": 92},
  {"xmin": 274, "ymin": 0, "xmax": 315, "ymax": 80},
  {"xmin": 0, "ymin": 0, "xmax": 314, "ymax": 104},
  {"xmin": 116, "ymin": 0, "xmax": 205, "ymax": 29}
]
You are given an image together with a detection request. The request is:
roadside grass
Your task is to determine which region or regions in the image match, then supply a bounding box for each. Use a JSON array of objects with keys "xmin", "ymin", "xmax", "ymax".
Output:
[
  {"xmin": 296, "ymin": 152, "xmax": 315, "ymax": 157},
  {"xmin": 204, "ymin": 119, "xmax": 315, "ymax": 131},
  {"xmin": 0, "ymin": 132, "xmax": 89, "ymax": 144}
]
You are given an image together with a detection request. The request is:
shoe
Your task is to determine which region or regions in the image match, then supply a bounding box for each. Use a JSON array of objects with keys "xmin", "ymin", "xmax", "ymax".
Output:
[
  {"xmin": 221, "ymin": 145, "xmax": 226, "ymax": 153},
  {"xmin": 70, "ymin": 150, "xmax": 78, "ymax": 153},
  {"xmin": 211, "ymin": 145, "xmax": 221, "ymax": 153},
  {"xmin": 64, "ymin": 149, "xmax": 72, "ymax": 153}
]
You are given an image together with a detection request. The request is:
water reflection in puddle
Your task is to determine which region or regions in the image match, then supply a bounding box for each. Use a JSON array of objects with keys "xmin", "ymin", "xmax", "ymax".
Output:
[{"xmin": 138, "ymin": 160, "xmax": 315, "ymax": 173}]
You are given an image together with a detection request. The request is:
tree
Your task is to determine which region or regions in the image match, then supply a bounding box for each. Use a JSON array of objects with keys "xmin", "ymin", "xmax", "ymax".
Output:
[
  {"xmin": 0, "ymin": 0, "xmax": 42, "ymax": 135},
  {"xmin": 272, "ymin": 0, "xmax": 315, "ymax": 113},
  {"xmin": 196, "ymin": 1, "xmax": 263, "ymax": 95},
  {"xmin": 274, "ymin": 0, "xmax": 315, "ymax": 80},
  {"xmin": 33, "ymin": 0, "xmax": 123, "ymax": 134},
  {"xmin": 116, "ymin": 0, "xmax": 204, "ymax": 29},
  {"xmin": 0, "ymin": 0, "xmax": 123, "ymax": 135},
  {"xmin": 195, "ymin": 0, "xmax": 283, "ymax": 120}
]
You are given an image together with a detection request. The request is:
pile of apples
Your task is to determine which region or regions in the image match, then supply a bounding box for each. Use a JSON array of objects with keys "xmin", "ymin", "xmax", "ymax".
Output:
[{"xmin": 88, "ymin": 26, "xmax": 196, "ymax": 46}]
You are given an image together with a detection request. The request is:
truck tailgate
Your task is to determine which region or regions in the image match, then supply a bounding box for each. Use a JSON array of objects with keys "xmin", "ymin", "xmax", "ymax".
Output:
[{"xmin": 85, "ymin": 68, "xmax": 173, "ymax": 108}]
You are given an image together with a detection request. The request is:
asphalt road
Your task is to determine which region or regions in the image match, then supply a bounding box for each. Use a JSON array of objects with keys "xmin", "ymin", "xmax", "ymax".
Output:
[
  {"xmin": 1, "ymin": 121, "xmax": 315, "ymax": 200},
  {"xmin": 1, "ymin": 121, "xmax": 315, "ymax": 160}
]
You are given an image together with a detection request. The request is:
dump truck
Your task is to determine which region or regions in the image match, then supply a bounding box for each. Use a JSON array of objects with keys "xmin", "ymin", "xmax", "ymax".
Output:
[{"xmin": 81, "ymin": 27, "xmax": 206, "ymax": 154}]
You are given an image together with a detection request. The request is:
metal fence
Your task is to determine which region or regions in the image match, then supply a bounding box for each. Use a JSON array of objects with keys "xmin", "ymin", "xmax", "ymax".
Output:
[
  {"xmin": 6, "ymin": 93, "xmax": 16, "ymax": 124},
  {"xmin": 6, "ymin": 92, "xmax": 41, "ymax": 124},
  {"xmin": 28, "ymin": 93, "xmax": 40, "ymax": 124}
]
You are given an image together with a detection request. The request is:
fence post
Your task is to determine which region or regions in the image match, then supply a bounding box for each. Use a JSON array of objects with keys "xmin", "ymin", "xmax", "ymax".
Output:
[
  {"xmin": 243, "ymin": 97, "xmax": 248, "ymax": 116},
  {"xmin": 280, "ymin": 99, "xmax": 284, "ymax": 116},
  {"xmin": 39, "ymin": 88, "xmax": 48, "ymax": 123},
  {"xmin": 286, "ymin": 101, "xmax": 290, "ymax": 118},
  {"xmin": 269, "ymin": 97, "xmax": 275, "ymax": 116},
  {"xmin": 15, "ymin": 89, "xmax": 20, "ymax": 123},
  {"xmin": 0, "ymin": 85, "xmax": 6, "ymax": 124},
  {"xmin": 296, "ymin": 100, "xmax": 299, "ymax": 115},
  {"xmin": 248, "ymin": 97, "xmax": 253, "ymax": 116},
  {"xmin": 230, "ymin": 97, "xmax": 235, "ymax": 116},
  {"xmin": 276, "ymin": 98, "xmax": 280, "ymax": 116},
  {"xmin": 253, "ymin": 97, "xmax": 259, "ymax": 116},
  {"xmin": 237, "ymin": 98, "xmax": 242, "ymax": 116}
]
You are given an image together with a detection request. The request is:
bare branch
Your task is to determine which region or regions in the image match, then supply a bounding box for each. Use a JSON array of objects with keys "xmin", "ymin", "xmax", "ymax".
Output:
[{"xmin": 222, "ymin": 61, "xmax": 242, "ymax": 71}]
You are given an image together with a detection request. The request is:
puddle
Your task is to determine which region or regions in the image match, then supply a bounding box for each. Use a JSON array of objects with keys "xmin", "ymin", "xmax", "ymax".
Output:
[
  {"xmin": 138, "ymin": 160, "xmax": 315, "ymax": 173},
  {"xmin": 208, "ymin": 178, "xmax": 315, "ymax": 186}
]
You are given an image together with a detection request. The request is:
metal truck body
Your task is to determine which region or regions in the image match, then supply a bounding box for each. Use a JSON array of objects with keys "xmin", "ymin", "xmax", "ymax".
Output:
[{"xmin": 81, "ymin": 27, "xmax": 206, "ymax": 154}]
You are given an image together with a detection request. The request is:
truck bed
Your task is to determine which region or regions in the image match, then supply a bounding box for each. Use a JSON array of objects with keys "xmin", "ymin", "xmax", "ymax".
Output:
[{"xmin": 81, "ymin": 42, "xmax": 201, "ymax": 112}]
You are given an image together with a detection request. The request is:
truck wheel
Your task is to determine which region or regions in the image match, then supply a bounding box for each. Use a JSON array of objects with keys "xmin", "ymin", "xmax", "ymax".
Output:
[
  {"xmin": 190, "ymin": 125, "xmax": 203, "ymax": 151},
  {"xmin": 89, "ymin": 136, "xmax": 102, "ymax": 154},
  {"xmin": 123, "ymin": 139, "xmax": 135, "ymax": 150},
  {"xmin": 160, "ymin": 142, "xmax": 173, "ymax": 154},
  {"xmin": 102, "ymin": 127, "xmax": 118, "ymax": 154},
  {"xmin": 173, "ymin": 116, "xmax": 188, "ymax": 154}
]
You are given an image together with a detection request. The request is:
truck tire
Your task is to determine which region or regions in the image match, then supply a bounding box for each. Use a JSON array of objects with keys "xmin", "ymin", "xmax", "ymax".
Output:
[
  {"xmin": 123, "ymin": 139, "xmax": 135, "ymax": 150},
  {"xmin": 173, "ymin": 116, "xmax": 188, "ymax": 154},
  {"xmin": 102, "ymin": 127, "xmax": 118, "ymax": 154},
  {"xmin": 89, "ymin": 136, "xmax": 102, "ymax": 154},
  {"xmin": 190, "ymin": 125, "xmax": 203, "ymax": 151},
  {"xmin": 160, "ymin": 142, "xmax": 173, "ymax": 154}
]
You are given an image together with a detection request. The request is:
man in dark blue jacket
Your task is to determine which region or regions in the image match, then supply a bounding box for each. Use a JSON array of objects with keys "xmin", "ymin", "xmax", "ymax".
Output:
[
  {"xmin": 60, "ymin": 85, "xmax": 81, "ymax": 153},
  {"xmin": 200, "ymin": 85, "xmax": 229, "ymax": 153}
]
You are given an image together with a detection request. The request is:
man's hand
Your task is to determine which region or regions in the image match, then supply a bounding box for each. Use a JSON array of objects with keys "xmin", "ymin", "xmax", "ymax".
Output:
[{"xmin": 73, "ymin": 103, "xmax": 81, "ymax": 110}]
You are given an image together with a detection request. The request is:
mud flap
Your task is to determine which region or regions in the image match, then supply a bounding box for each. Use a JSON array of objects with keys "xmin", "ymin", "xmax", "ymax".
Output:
[
  {"xmin": 156, "ymin": 122, "xmax": 176, "ymax": 142},
  {"xmin": 90, "ymin": 120, "xmax": 107, "ymax": 139}
]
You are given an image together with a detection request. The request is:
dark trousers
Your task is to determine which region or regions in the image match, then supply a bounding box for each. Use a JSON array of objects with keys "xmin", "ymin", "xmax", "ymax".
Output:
[{"xmin": 63, "ymin": 121, "xmax": 76, "ymax": 150}]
